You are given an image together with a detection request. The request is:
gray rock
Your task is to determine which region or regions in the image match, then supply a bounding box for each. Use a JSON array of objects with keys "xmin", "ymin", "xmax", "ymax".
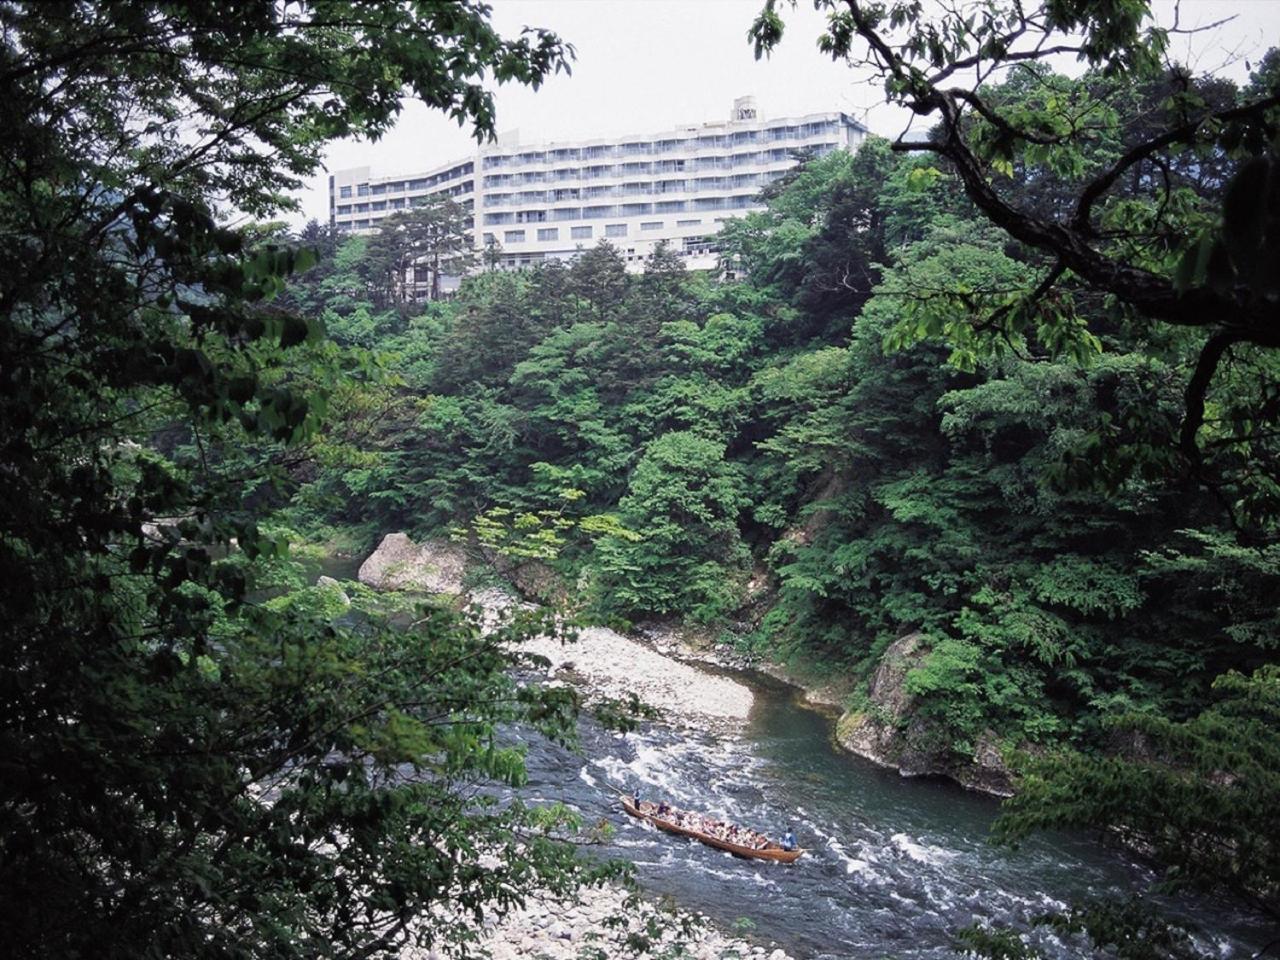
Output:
[
  {"xmin": 315, "ymin": 575, "xmax": 350, "ymax": 606},
  {"xmin": 834, "ymin": 632, "xmax": 932, "ymax": 770},
  {"xmin": 834, "ymin": 632, "xmax": 1017, "ymax": 796},
  {"xmin": 357, "ymin": 533, "xmax": 467, "ymax": 594}
]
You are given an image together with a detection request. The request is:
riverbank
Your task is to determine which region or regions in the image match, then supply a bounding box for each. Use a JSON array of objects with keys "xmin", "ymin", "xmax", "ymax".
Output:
[
  {"xmin": 476, "ymin": 883, "xmax": 791, "ymax": 960},
  {"xmin": 472, "ymin": 587, "xmax": 755, "ymax": 728},
  {"xmin": 635, "ymin": 623, "xmax": 1016, "ymax": 798}
]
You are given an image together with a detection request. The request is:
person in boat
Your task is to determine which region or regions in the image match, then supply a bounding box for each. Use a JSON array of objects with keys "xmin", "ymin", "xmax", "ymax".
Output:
[
  {"xmin": 656, "ymin": 800, "xmax": 670, "ymax": 817},
  {"xmin": 781, "ymin": 828, "xmax": 797, "ymax": 851}
]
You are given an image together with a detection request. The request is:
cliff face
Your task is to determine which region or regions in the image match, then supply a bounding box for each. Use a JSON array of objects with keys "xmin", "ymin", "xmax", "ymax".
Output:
[{"xmin": 834, "ymin": 633, "xmax": 1015, "ymax": 797}]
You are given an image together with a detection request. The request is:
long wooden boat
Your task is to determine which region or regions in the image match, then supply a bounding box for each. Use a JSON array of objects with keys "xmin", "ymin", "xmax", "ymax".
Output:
[{"xmin": 622, "ymin": 797, "xmax": 805, "ymax": 863}]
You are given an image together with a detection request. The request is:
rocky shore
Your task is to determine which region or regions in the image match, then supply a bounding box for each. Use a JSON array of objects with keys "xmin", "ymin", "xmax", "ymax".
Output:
[
  {"xmin": 638, "ymin": 624, "xmax": 1017, "ymax": 798},
  {"xmin": 478, "ymin": 884, "xmax": 791, "ymax": 960}
]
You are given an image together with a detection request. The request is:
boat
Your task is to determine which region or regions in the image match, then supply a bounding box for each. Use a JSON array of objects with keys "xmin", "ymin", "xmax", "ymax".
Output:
[{"xmin": 621, "ymin": 797, "xmax": 805, "ymax": 863}]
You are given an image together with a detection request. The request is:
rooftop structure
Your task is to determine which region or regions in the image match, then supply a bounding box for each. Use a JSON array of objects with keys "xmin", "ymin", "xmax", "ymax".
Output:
[{"xmin": 329, "ymin": 97, "xmax": 867, "ymax": 274}]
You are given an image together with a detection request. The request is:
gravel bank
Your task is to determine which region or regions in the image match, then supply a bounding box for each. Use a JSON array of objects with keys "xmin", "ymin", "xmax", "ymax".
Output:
[
  {"xmin": 481, "ymin": 883, "xmax": 793, "ymax": 960},
  {"xmin": 470, "ymin": 589, "xmax": 754, "ymax": 728}
]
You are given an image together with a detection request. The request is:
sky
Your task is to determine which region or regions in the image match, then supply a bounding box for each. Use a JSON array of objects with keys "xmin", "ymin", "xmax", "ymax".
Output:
[{"xmin": 291, "ymin": 0, "xmax": 1280, "ymax": 226}]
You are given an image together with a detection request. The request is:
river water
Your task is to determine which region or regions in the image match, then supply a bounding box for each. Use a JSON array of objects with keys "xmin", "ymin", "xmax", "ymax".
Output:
[
  {"xmin": 306, "ymin": 556, "xmax": 1269, "ymax": 958},
  {"xmin": 512, "ymin": 671, "xmax": 1270, "ymax": 959}
]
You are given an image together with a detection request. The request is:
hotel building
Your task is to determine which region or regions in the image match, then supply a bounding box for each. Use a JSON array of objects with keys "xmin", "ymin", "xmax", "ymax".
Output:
[{"xmin": 329, "ymin": 97, "xmax": 867, "ymax": 273}]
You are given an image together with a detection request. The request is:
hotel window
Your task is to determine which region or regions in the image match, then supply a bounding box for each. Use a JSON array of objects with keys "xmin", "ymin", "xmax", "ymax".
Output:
[
  {"xmin": 640, "ymin": 221, "xmax": 663, "ymax": 231},
  {"xmin": 483, "ymin": 232, "xmax": 496, "ymax": 244},
  {"xmin": 571, "ymin": 226, "xmax": 592, "ymax": 240},
  {"xmin": 537, "ymin": 227, "xmax": 559, "ymax": 241},
  {"xmin": 338, "ymin": 185, "xmax": 352, "ymax": 198},
  {"xmin": 677, "ymin": 218, "xmax": 702, "ymax": 227},
  {"xmin": 504, "ymin": 229, "xmax": 526, "ymax": 243},
  {"xmin": 336, "ymin": 204, "xmax": 351, "ymax": 214},
  {"xmin": 357, "ymin": 184, "xmax": 369, "ymax": 196},
  {"xmin": 370, "ymin": 184, "xmax": 386, "ymax": 195},
  {"xmin": 605, "ymin": 223, "xmax": 628, "ymax": 238},
  {"xmin": 390, "ymin": 198, "xmax": 405, "ymax": 209}
]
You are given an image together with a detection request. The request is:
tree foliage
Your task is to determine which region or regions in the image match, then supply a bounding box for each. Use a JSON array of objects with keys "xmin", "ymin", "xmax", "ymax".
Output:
[
  {"xmin": 0, "ymin": 3, "xmax": 618, "ymax": 958},
  {"xmin": 751, "ymin": 0, "xmax": 1280, "ymax": 529}
]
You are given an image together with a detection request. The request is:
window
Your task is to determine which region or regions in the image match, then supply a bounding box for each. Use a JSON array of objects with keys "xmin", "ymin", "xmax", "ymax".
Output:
[
  {"xmin": 338, "ymin": 185, "xmax": 352, "ymax": 198},
  {"xmin": 336, "ymin": 204, "xmax": 351, "ymax": 214},
  {"xmin": 389, "ymin": 198, "xmax": 405, "ymax": 209},
  {"xmin": 354, "ymin": 202, "xmax": 369, "ymax": 212},
  {"xmin": 370, "ymin": 184, "xmax": 386, "ymax": 195},
  {"xmin": 605, "ymin": 223, "xmax": 627, "ymax": 238},
  {"xmin": 677, "ymin": 218, "xmax": 702, "ymax": 227},
  {"xmin": 356, "ymin": 184, "xmax": 369, "ymax": 197},
  {"xmin": 536, "ymin": 227, "xmax": 559, "ymax": 241},
  {"xmin": 484, "ymin": 212, "xmax": 514, "ymax": 225},
  {"xmin": 370, "ymin": 200, "xmax": 386, "ymax": 211},
  {"xmin": 640, "ymin": 221, "xmax": 663, "ymax": 231},
  {"xmin": 504, "ymin": 229, "xmax": 526, "ymax": 243},
  {"xmin": 571, "ymin": 226, "xmax": 592, "ymax": 240},
  {"xmin": 483, "ymin": 232, "xmax": 496, "ymax": 244}
]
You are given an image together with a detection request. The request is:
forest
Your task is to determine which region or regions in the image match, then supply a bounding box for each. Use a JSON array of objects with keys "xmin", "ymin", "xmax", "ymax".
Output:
[{"xmin": 1, "ymin": 2, "xmax": 1277, "ymax": 958}]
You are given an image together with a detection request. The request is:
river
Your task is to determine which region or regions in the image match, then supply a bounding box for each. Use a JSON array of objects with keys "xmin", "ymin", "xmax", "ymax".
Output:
[
  {"xmin": 511, "ymin": 670, "xmax": 1270, "ymax": 959},
  {"xmin": 306, "ymin": 555, "xmax": 1270, "ymax": 958}
]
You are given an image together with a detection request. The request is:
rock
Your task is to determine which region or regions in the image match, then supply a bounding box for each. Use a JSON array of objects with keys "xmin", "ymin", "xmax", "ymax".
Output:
[
  {"xmin": 357, "ymin": 533, "xmax": 467, "ymax": 594},
  {"xmin": 835, "ymin": 632, "xmax": 935, "ymax": 772},
  {"xmin": 479, "ymin": 545, "xmax": 565, "ymax": 603},
  {"xmin": 315, "ymin": 575, "xmax": 350, "ymax": 606},
  {"xmin": 955, "ymin": 729, "xmax": 1016, "ymax": 797},
  {"xmin": 834, "ymin": 632, "xmax": 1018, "ymax": 796}
]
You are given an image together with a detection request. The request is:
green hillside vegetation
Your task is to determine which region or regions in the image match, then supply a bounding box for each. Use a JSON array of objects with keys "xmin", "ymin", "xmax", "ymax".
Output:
[{"xmin": 286, "ymin": 129, "xmax": 1278, "ymax": 762}]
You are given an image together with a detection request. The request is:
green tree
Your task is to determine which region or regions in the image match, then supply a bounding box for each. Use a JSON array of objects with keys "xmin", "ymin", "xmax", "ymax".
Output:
[
  {"xmin": 363, "ymin": 197, "xmax": 476, "ymax": 305},
  {"xmin": 752, "ymin": 1, "xmax": 1280, "ymax": 527},
  {"xmin": 593, "ymin": 431, "xmax": 750, "ymax": 622},
  {"xmin": 0, "ymin": 3, "xmax": 625, "ymax": 958}
]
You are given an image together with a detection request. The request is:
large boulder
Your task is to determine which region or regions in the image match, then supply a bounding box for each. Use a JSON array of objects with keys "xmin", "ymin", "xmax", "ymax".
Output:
[
  {"xmin": 357, "ymin": 533, "xmax": 467, "ymax": 594},
  {"xmin": 835, "ymin": 632, "xmax": 940, "ymax": 772},
  {"xmin": 834, "ymin": 632, "xmax": 1015, "ymax": 796}
]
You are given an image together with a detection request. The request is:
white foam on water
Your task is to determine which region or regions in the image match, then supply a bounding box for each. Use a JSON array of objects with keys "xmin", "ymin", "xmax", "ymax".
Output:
[
  {"xmin": 891, "ymin": 832, "xmax": 958, "ymax": 866},
  {"xmin": 823, "ymin": 835, "xmax": 876, "ymax": 877}
]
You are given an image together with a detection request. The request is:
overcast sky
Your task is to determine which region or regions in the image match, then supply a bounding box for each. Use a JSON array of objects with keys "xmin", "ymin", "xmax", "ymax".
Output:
[{"xmin": 290, "ymin": 0, "xmax": 1280, "ymax": 226}]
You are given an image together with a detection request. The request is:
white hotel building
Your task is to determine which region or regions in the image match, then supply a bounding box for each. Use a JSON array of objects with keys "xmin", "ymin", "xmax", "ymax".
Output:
[{"xmin": 329, "ymin": 97, "xmax": 866, "ymax": 273}]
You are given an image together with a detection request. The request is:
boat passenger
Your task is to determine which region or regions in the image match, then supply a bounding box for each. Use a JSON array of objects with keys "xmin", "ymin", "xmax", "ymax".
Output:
[
  {"xmin": 656, "ymin": 801, "xmax": 670, "ymax": 817},
  {"xmin": 781, "ymin": 829, "xmax": 797, "ymax": 851}
]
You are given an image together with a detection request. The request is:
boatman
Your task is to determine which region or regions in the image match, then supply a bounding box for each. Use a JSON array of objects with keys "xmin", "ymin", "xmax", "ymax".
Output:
[{"xmin": 781, "ymin": 828, "xmax": 797, "ymax": 851}]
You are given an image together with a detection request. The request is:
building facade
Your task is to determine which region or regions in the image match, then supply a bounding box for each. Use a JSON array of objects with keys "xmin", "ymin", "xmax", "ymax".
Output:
[{"xmin": 329, "ymin": 97, "xmax": 866, "ymax": 273}]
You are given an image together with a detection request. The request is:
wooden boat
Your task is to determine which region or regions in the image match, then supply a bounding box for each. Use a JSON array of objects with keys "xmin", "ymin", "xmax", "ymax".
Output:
[{"xmin": 622, "ymin": 797, "xmax": 805, "ymax": 863}]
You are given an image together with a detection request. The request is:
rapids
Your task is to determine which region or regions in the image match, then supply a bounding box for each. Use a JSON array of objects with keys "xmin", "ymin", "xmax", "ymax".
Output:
[{"xmin": 512, "ymin": 671, "xmax": 1270, "ymax": 959}]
